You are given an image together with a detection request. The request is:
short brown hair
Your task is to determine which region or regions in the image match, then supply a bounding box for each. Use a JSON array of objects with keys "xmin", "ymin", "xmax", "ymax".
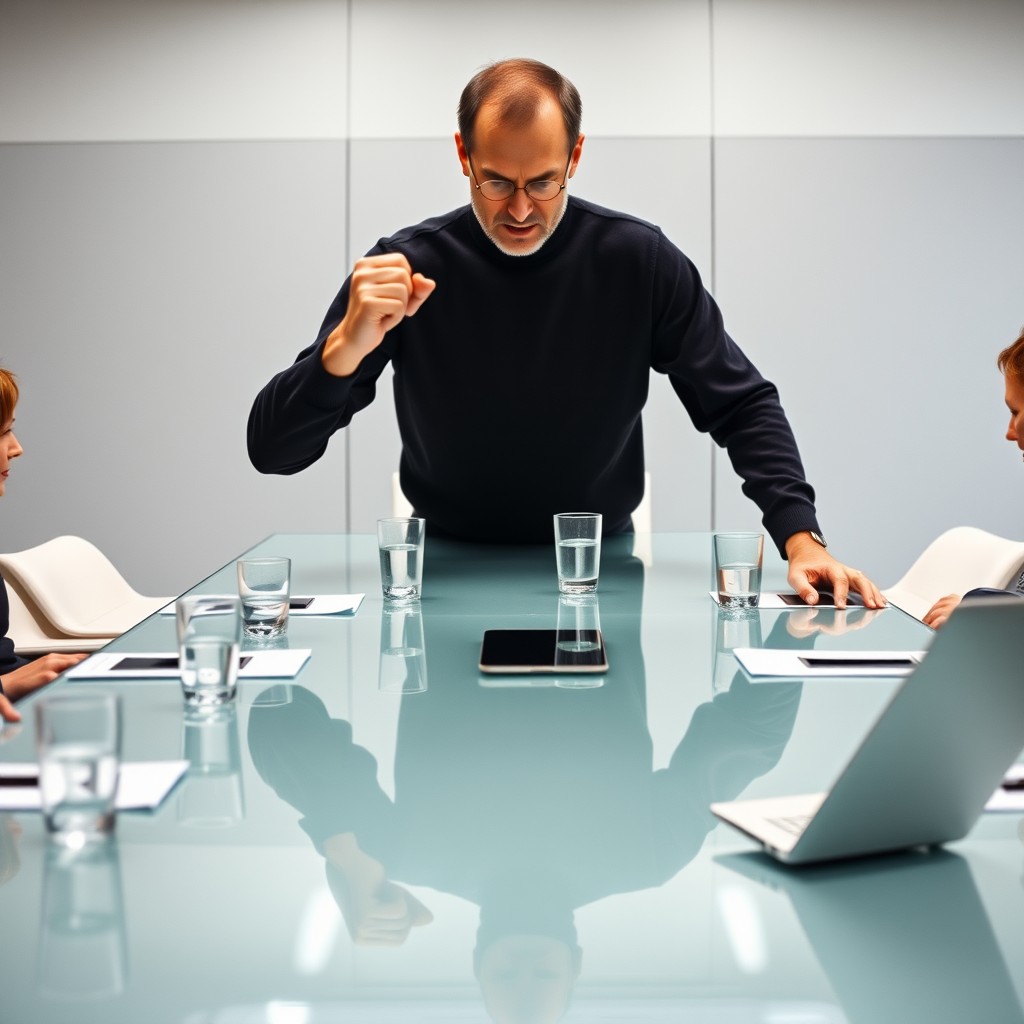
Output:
[
  {"xmin": 457, "ymin": 58, "xmax": 582, "ymax": 157},
  {"xmin": 996, "ymin": 326, "xmax": 1024, "ymax": 380},
  {"xmin": 0, "ymin": 369, "xmax": 18, "ymax": 425}
]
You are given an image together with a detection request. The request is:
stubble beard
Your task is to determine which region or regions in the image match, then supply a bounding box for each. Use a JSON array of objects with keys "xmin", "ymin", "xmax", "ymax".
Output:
[{"xmin": 471, "ymin": 193, "xmax": 569, "ymax": 257}]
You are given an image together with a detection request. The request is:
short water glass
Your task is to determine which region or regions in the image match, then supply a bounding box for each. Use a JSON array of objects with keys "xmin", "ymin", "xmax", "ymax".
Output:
[{"xmin": 237, "ymin": 556, "xmax": 291, "ymax": 640}]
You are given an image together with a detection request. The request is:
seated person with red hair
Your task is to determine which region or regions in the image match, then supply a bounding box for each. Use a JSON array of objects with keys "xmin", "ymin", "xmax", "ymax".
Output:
[{"xmin": 0, "ymin": 368, "xmax": 87, "ymax": 723}]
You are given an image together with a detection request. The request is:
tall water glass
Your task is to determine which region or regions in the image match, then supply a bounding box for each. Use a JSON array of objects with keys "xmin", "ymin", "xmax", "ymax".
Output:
[
  {"xmin": 377, "ymin": 517, "xmax": 425, "ymax": 603},
  {"xmin": 554, "ymin": 513, "xmax": 602, "ymax": 594},
  {"xmin": 35, "ymin": 692, "xmax": 121, "ymax": 847},
  {"xmin": 175, "ymin": 595, "xmax": 242, "ymax": 708}
]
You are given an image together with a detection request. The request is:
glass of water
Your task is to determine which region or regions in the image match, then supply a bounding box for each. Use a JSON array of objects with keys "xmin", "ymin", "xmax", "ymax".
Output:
[
  {"xmin": 713, "ymin": 532, "xmax": 765, "ymax": 610},
  {"xmin": 377, "ymin": 517, "xmax": 425, "ymax": 603},
  {"xmin": 35, "ymin": 692, "xmax": 121, "ymax": 847},
  {"xmin": 554, "ymin": 512, "xmax": 603, "ymax": 594},
  {"xmin": 236, "ymin": 556, "xmax": 291, "ymax": 640},
  {"xmin": 175, "ymin": 595, "xmax": 242, "ymax": 709}
]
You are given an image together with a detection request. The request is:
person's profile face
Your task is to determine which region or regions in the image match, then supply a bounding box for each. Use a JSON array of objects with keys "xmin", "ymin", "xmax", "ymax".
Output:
[
  {"xmin": 1003, "ymin": 373, "xmax": 1024, "ymax": 454},
  {"xmin": 476, "ymin": 934, "xmax": 580, "ymax": 1024},
  {"xmin": 457, "ymin": 95, "xmax": 582, "ymax": 258},
  {"xmin": 0, "ymin": 414, "xmax": 23, "ymax": 497}
]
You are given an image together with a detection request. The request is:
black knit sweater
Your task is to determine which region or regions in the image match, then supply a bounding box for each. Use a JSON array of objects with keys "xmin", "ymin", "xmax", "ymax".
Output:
[{"xmin": 248, "ymin": 197, "xmax": 820, "ymax": 551}]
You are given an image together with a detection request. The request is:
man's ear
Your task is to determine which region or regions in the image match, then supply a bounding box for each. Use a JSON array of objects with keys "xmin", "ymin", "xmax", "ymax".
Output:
[
  {"xmin": 568, "ymin": 133, "xmax": 585, "ymax": 179},
  {"xmin": 454, "ymin": 132, "xmax": 471, "ymax": 178}
]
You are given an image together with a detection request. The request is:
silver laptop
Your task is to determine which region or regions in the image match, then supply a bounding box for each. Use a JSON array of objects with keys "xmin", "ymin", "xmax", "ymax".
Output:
[
  {"xmin": 711, "ymin": 597, "xmax": 1024, "ymax": 864},
  {"xmin": 716, "ymin": 849, "xmax": 1024, "ymax": 1023}
]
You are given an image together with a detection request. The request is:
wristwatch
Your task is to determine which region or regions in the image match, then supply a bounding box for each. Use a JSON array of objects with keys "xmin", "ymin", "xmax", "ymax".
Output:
[{"xmin": 808, "ymin": 530, "xmax": 828, "ymax": 549}]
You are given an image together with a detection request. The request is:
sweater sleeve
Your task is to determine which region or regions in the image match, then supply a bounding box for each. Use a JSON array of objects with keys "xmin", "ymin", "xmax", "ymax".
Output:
[
  {"xmin": 0, "ymin": 576, "xmax": 28, "ymax": 692},
  {"xmin": 247, "ymin": 248, "xmax": 396, "ymax": 475},
  {"xmin": 649, "ymin": 234, "xmax": 821, "ymax": 556}
]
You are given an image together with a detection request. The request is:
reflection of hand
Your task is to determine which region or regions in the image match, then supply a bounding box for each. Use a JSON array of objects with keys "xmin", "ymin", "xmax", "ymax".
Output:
[
  {"xmin": 923, "ymin": 593, "xmax": 961, "ymax": 630},
  {"xmin": 0, "ymin": 692, "xmax": 19, "ymax": 723},
  {"xmin": 786, "ymin": 607, "xmax": 881, "ymax": 638},
  {"xmin": 323, "ymin": 832, "xmax": 433, "ymax": 947},
  {"xmin": 345, "ymin": 879, "xmax": 434, "ymax": 947}
]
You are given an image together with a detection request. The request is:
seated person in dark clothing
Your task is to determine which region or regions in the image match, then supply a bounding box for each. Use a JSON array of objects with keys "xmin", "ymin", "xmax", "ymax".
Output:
[
  {"xmin": 924, "ymin": 326, "xmax": 1024, "ymax": 629},
  {"xmin": 0, "ymin": 368, "xmax": 87, "ymax": 723}
]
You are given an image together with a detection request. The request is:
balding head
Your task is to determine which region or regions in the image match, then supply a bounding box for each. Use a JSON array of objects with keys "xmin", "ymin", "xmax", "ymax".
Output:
[{"xmin": 458, "ymin": 58, "xmax": 582, "ymax": 157}]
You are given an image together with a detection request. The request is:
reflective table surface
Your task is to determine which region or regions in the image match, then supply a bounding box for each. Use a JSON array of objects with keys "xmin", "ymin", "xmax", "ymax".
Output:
[{"xmin": 1, "ymin": 533, "xmax": 1022, "ymax": 1023}]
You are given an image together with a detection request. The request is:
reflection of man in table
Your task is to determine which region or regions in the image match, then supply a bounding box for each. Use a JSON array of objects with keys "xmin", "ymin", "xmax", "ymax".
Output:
[
  {"xmin": 247, "ymin": 57, "xmax": 883, "ymax": 611},
  {"xmin": 248, "ymin": 540, "xmax": 804, "ymax": 1022}
]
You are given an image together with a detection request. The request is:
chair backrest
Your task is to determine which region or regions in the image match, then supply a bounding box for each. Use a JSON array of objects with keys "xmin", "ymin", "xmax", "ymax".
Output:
[
  {"xmin": 0, "ymin": 535, "xmax": 171, "ymax": 638},
  {"xmin": 882, "ymin": 526, "xmax": 1024, "ymax": 622},
  {"xmin": 2, "ymin": 575, "xmax": 106, "ymax": 655},
  {"xmin": 391, "ymin": 472, "xmax": 414, "ymax": 518}
]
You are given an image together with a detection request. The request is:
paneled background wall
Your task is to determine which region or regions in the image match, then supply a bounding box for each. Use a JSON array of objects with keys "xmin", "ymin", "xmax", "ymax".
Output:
[{"xmin": 1, "ymin": 0, "xmax": 1022, "ymax": 595}]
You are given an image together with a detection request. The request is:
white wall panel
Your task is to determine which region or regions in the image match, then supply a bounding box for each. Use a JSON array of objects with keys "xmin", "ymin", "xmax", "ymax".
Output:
[
  {"xmin": 350, "ymin": 0, "xmax": 711, "ymax": 138},
  {"xmin": 714, "ymin": 0, "xmax": 1024, "ymax": 136},
  {"xmin": 0, "ymin": 0, "xmax": 348, "ymax": 142}
]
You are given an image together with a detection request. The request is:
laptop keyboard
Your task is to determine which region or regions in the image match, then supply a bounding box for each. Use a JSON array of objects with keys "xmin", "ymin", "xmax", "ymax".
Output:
[{"xmin": 768, "ymin": 814, "xmax": 812, "ymax": 836}]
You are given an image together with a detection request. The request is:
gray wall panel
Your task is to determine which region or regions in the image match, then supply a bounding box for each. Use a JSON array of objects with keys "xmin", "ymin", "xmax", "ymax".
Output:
[
  {"xmin": 713, "ymin": 137, "xmax": 1024, "ymax": 579},
  {"xmin": 0, "ymin": 141, "xmax": 349, "ymax": 593},
  {"xmin": 579, "ymin": 137, "xmax": 716, "ymax": 531}
]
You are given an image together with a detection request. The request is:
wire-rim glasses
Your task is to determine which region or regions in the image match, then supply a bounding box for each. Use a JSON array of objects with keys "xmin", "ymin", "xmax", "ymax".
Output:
[{"xmin": 468, "ymin": 155, "xmax": 571, "ymax": 202}]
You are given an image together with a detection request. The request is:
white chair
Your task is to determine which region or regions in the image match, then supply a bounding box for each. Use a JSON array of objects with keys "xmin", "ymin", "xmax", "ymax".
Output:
[
  {"xmin": 391, "ymin": 471, "xmax": 414, "ymax": 518},
  {"xmin": 882, "ymin": 526, "xmax": 1024, "ymax": 623},
  {"xmin": 0, "ymin": 535, "xmax": 173, "ymax": 652},
  {"xmin": 3, "ymin": 579, "xmax": 106, "ymax": 655},
  {"xmin": 390, "ymin": 470, "xmax": 653, "ymax": 563}
]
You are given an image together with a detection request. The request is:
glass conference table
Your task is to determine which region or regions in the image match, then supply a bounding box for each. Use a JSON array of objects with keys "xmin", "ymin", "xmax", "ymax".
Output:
[{"xmin": 1, "ymin": 533, "xmax": 1022, "ymax": 1024}]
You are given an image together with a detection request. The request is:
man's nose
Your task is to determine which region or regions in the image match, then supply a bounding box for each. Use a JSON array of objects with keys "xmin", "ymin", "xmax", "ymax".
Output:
[{"xmin": 506, "ymin": 189, "xmax": 535, "ymax": 222}]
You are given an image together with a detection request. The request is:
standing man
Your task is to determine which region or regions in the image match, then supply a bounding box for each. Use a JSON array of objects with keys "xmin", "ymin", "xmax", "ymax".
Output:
[{"xmin": 248, "ymin": 58, "xmax": 882, "ymax": 608}]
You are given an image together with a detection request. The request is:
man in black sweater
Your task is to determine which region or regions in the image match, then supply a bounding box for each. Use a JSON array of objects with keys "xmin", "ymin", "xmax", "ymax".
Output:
[{"xmin": 248, "ymin": 57, "xmax": 882, "ymax": 608}]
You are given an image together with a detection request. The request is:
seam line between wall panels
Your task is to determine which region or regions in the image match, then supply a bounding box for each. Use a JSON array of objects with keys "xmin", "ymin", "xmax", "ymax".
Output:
[
  {"xmin": 343, "ymin": 0, "xmax": 353, "ymax": 535},
  {"xmin": 708, "ymin": 0, "xmax": 718, "ymax": 532}
]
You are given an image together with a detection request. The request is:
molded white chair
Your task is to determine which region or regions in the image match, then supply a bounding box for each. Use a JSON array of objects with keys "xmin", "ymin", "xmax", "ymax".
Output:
[
  {"xmin": 390, "ymin": 470, "xmax": 653, "ymax": 563},
  {"xmin": 0, "ymin": 535, "xmax": 172, "ymax": 652},
  {"xmin": 3, "ymin": 580, "xmax": 107, "ymax": 655},
  {"xmin": 882, "ymin": 526, "xmax": 1024, "ymax": 623}
]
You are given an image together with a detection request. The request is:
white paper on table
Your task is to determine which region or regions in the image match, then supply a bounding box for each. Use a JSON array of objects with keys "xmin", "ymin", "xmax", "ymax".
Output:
[
  {"xmin": 0, "ymin": 760, "xmax": 189, "ymax": 812},
  {"xmin": 65, "ymin": 649, "xmax": 312, "ymax": 680},
  {"xmin": 160, "ymin": 595, "xmax": 364, "ymax": 617},
  {"xmin": 709, "ymin": 591, "xmax": 868, "ymax": 609},
  {"xmin": 986, "ymin": 763, "xmax": 1024, "ymax": 812},
  {"xmin": 733, "ymin": 647, "xmax": 927, "ymax": 680}
]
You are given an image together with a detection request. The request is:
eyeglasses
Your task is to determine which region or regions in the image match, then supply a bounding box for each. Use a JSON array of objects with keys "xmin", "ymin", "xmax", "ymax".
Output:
[{"xmin": 468, "ymin": 155, "xmax": 571, "ymax": 202}]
